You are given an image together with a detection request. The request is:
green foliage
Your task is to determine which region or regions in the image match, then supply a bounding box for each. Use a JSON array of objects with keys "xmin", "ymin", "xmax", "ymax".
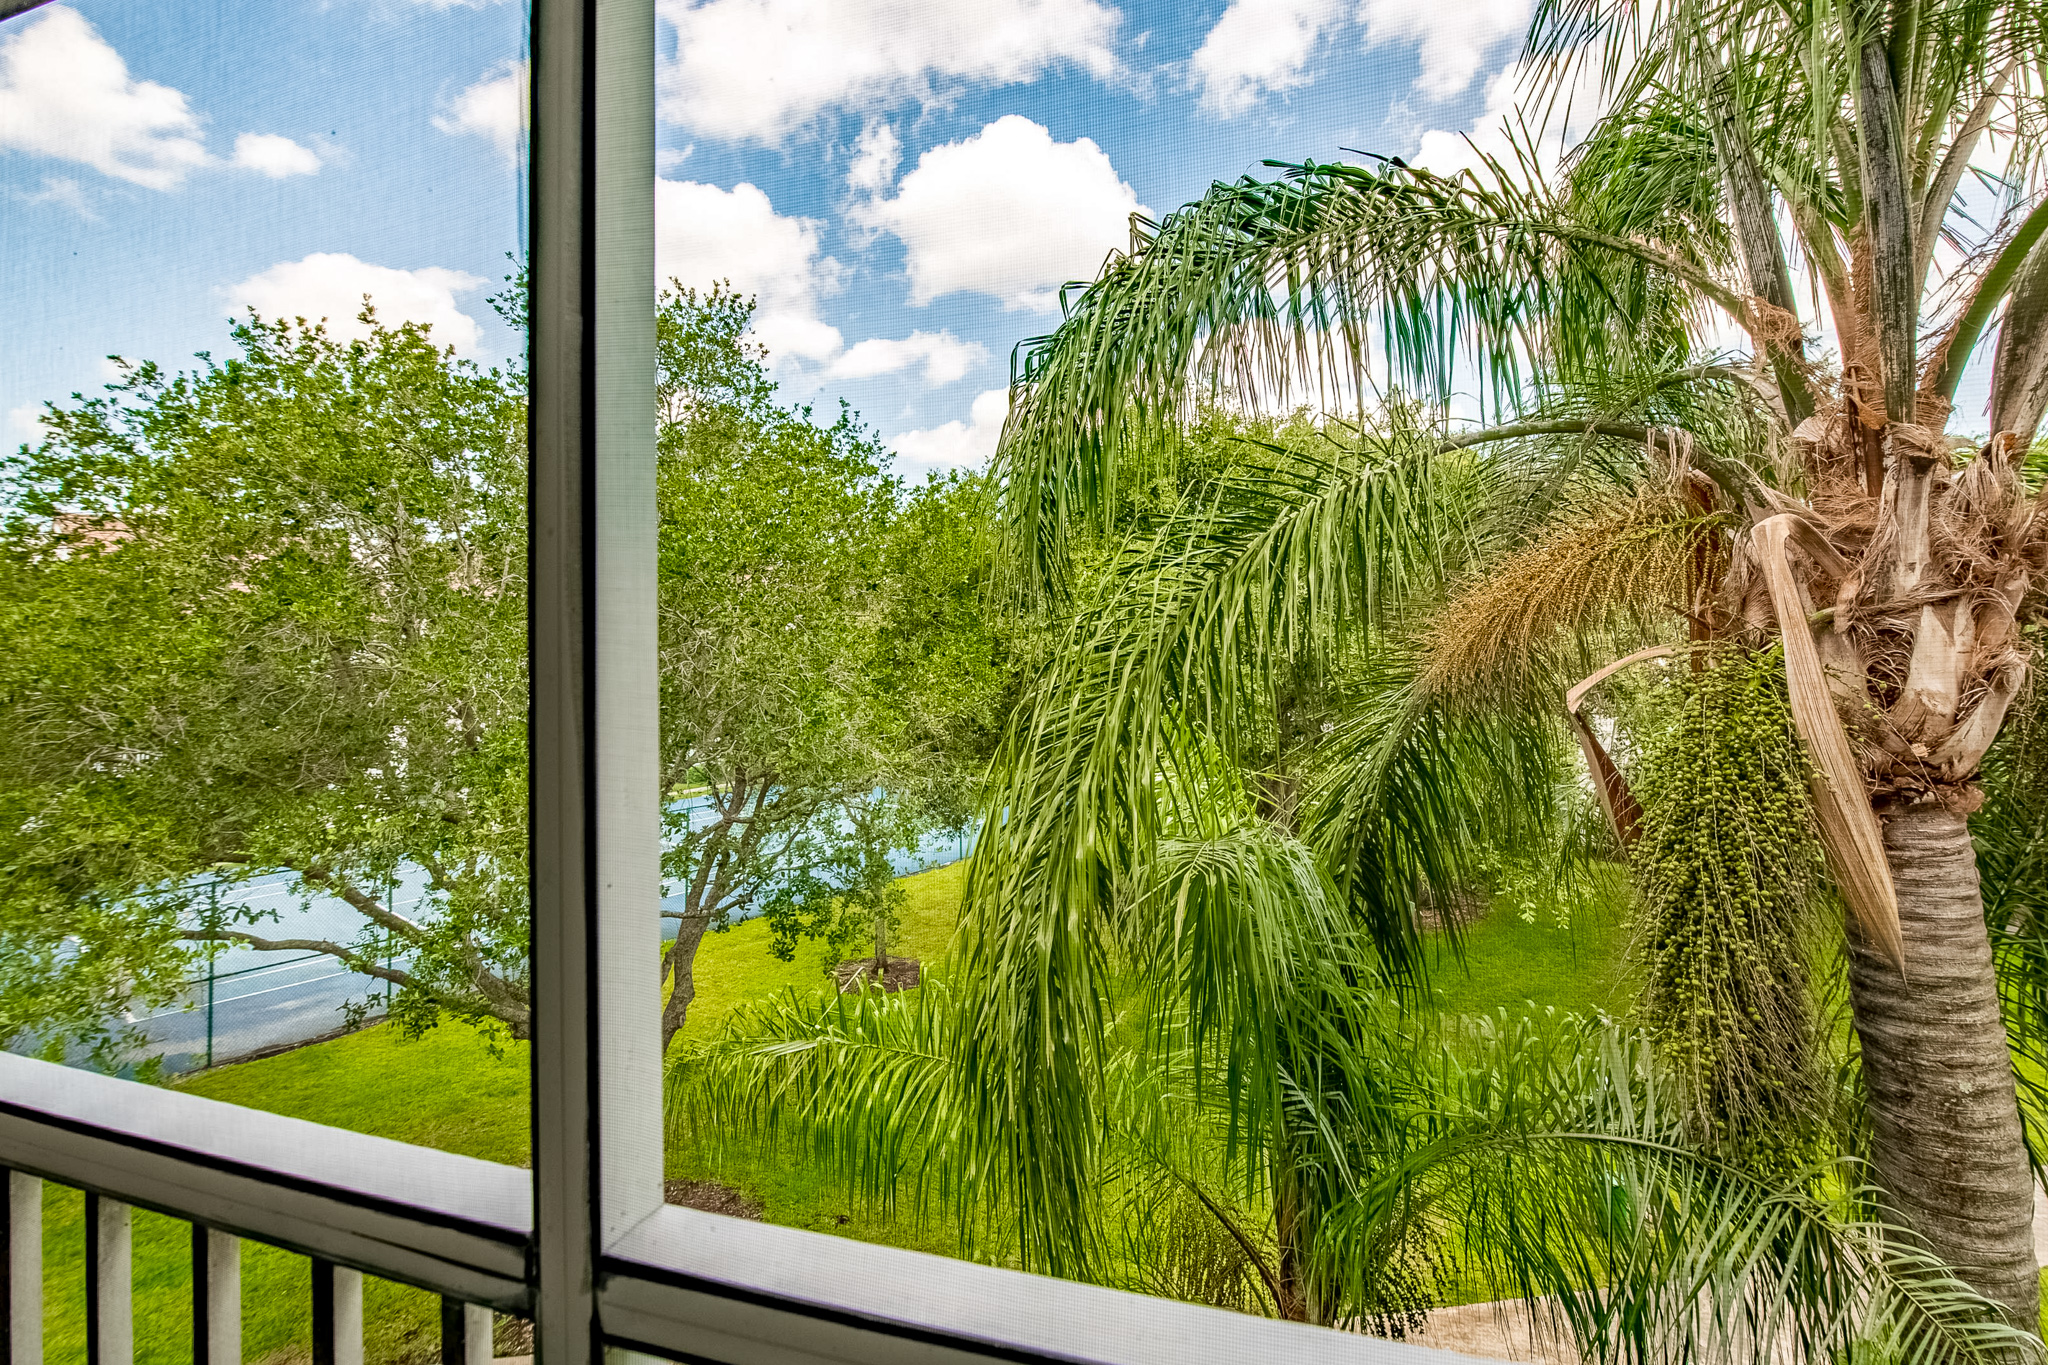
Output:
[
  {"xmin": 959, "ymin": 0, "xmax": 2048, "ymax": 1339},
  {"xmin": 653, "ymin": 284, "xmax": 905, "ymax": 967},
  {"xmin": 652, "ymin": 286, "xmax": 1010, "ymax": 1035},
  {"xmin": 0, "ymin": 281, "xmax": 1014, "ymax": 1060},
  {"xmin": 677, "ymin": 974, "xmax": 2028, "ymax": 1360},
  {"xmin": 1975, "ymin": 648, "xmax": 2048, "ymax": 1167},
  {"xmin": 1623, "ymin": 645, "xmax": 1826, "ymax": 1150},
  {"xmin": 0, "ymin": 310, "xmax": 531, "ymax": 1051}
]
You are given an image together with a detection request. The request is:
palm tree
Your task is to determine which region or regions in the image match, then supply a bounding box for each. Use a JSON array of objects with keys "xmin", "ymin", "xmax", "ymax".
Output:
[{"xmin": 983, "ymin": 0, "xmax": 2048, "ymax": 1334}]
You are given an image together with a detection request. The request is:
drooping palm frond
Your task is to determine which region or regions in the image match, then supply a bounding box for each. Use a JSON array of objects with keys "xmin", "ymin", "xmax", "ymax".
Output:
[
  {"xmin": 674, "ymin": 975, "xmax": 2030, "ymax": 1360},
  {"xmin": 666, "ymin": 979, "xmax": 980, "ymax": 1228},
  {"xmin": 1297, "ymin": 658, "xmax": 1566, "ymax": 974},
  {"xmin": 948, "ymin": 431, "xmax": 1519, "ymax": 1271},
  {"xmin": 1323, "ymin": 1017, "xmax": 2032, "ymax": 1365},
  {"xmin": 670, "ymin": 812, "xmax": 1381, "ymax": 1281},
  {"xmin": 999, "ymin": 155, "xmax": 1753, "ymax": 595}
]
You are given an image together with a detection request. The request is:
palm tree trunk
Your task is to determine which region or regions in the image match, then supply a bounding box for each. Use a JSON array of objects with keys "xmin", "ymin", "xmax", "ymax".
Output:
[
  {"xmin": 1271, "ymin": 1154, "xmax": 1312, "ymax": 1323},
  {"xmin": 1845, "ymin": 802, "xmax": 2039, "ymax": 1332}
]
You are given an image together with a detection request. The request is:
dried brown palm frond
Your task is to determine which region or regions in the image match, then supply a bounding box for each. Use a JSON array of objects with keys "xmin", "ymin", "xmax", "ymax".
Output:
[{"xmin": 1417, "ymin": 486, "xmax": 1730, "ymax": 707}]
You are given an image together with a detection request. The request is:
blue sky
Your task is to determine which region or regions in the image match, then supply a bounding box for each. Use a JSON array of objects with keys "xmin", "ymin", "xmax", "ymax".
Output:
[
  {"xmin": 0, "ymin": 0, "xmax": 1557, "ymax": 477},
  {"xmin": 0, "ymin": 0, "xmax": 2003, "ymax": 478}
]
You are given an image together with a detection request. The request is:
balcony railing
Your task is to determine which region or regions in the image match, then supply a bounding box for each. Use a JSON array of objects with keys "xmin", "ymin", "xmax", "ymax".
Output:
[{"xmin": 0, "ymin": 1049, "xmax": 1488, "ymax": 1365}]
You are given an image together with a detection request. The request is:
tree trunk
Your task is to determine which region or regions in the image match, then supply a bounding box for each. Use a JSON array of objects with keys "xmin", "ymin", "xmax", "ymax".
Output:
[
  {"xmin": 660, "ymin": 912, "xmax": 712, "ymax": 1058},
  {"xmin": 1272, "ymin": 1154, "xmax": 1312, "ymax": 1323},
  {"xmin": 1846, "ymin": 802, "xmax": 2038, "ymax": 1332}
]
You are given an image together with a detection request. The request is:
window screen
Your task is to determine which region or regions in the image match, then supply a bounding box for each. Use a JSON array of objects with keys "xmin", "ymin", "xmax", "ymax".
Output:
[
  {"xmin": 1, "ymin": 1, "xmax": 531, "ymax": 1355},
  {"xmin": 12, "ymin": 0, "xmax": 2043, "ymax": 1360}
]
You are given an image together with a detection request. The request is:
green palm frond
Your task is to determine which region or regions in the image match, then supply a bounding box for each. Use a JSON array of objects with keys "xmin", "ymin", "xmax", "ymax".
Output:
[
  {"xmin": 675, "ymin": 981, "xmax": 2030, "ymax": 1359},
  {"xmin": 999, "ymin": 156, "xmax": 1751, "ymax": 593},
  {"xmin": 1299, "ymin": 660, "xmax": 1566, "ymax": 972},
  {"xmin": 1320, "ymin": 1018, "xmax": 2031, "ymax": 1365},
  {"xmin": 667, "ymin": 981, "xmax": 978, "ymax": 1226}
]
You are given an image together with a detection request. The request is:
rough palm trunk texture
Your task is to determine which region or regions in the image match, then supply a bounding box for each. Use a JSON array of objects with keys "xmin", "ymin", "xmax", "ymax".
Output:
[{"xmin": 1846, "ymin": 803, "xmax": 2038, "ymax": 1332}]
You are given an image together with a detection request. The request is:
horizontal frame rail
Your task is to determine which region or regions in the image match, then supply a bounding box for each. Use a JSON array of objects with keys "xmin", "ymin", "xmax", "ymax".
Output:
[
  {"xmin": 0, "ymin": 1051, "xmax": 1499, "ymax": 1365},
  {"xmin": 0, "ymin": 1053, "xmax": 530, "ymax": 1312},
  {"xmin": 600, "ymin": 1205, "xmax": 1488, "ymax": 1365}
]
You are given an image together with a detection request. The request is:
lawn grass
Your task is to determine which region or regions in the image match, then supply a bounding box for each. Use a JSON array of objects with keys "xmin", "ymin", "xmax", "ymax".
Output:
[
  {"xmin": 30, "ymin": 861, "xmax": 971, "ymax": 1365},
  {"xmin": 1421, "ymin": 868, "xmax": 1636, "ymax": 1024},
  {"xmin": 34, "ymin": 855, "xmax": 1632, "ymax": 1363}
]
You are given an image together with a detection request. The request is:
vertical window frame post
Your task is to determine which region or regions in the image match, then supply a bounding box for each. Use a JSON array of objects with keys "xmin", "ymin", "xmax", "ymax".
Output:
[{"xmin": 529, "ymin": 0, "xmax": 661, "ymax": 1362}]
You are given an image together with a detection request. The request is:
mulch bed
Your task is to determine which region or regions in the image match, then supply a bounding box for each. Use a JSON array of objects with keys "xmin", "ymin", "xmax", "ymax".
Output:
[
  {"xmin": 832, "ymin": 955, "xmax": 921, "ymax": 993},
  {"xmin": 1413, "ymin": 889, "xmax": 1490, "ymax": 933},
  {"xmin": 664, "ymin": 1178, "xmax": 764, "ymax": 1220}
]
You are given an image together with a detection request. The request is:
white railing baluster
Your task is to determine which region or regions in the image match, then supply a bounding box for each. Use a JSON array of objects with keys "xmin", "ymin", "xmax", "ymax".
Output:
[
  {"xmin": 461, "ymin": 1303, "xmax": 491, "ymax": 1365},
  {"xmin": 5, "ymin": 1171, "xmax": 41, "ymax": 1365},
  {"xmin": 311, "ymin": 1260, "xmax": 363, "ymax": 1365},
  {"xmin": 439, "ymin": 1298, "xmax": 492, "ymax": 1365},
  {"xmin": 192, "ymin": 1227, "xmax": 239, "ymax": 1365},
  {"xmin": 83, "ymin": 1195, "xmax": 130, "ymax": 1365}
]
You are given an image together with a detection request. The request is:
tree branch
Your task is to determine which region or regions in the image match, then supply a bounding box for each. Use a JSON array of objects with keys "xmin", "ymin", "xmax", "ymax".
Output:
[
  {"xmin": 185, "ymin": 928, "xmax": 414, "ymax": 989},
  {"xmin": 1856, "ymin": 28, "xmax": 1919, "ymax": 422},
  {"xmin": 1703, "ymin": 52, "xmax": 1815, "ymax": 425}
]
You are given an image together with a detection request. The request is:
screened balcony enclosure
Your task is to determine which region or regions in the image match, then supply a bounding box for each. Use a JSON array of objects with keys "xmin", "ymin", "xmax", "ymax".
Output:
[
  {"xmin": 0, "ymin": 0, "xmax": 1500, "ymax": 1358},
  {"xmin": 15, "ymin": 0, "xmax": 2043, "ymax": 1356}
]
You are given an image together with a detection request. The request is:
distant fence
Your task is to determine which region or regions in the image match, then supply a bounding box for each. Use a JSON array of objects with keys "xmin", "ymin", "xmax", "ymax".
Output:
[
  {"xmin": 97, "ymin": 815, "xmax": 979, "ymax": 1074},
  {"xmin": 124, "ymin": 868, "xmax": 432, "ymax": 1075}
]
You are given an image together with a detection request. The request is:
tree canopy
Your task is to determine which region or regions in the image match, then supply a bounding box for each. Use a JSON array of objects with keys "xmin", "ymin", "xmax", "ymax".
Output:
[
  {"xmin": 0, "ymin": 311, "xmax": 530, "ymax": 1053},
  {"xmin": 0, "ymin": 286, "xmax": 1012, "ymax": 1065}
]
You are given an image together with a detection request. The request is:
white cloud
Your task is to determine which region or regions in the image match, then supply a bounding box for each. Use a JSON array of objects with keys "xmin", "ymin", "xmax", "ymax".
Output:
[
  {"xmin": 0, "ymin": 7, "xmax": 326, "ymax": 190},
  {"xmin": 830, "ymin": 330, "xmax": 985, "ymax": 386},
  {"xmin": 1409, "ymin": 55, "xmax": 1604, "ymax": 180},
  {"xmin": 655, "ymin": 176, "xmax": 992, "ymax": 385},
  {"xmin": 859, "ymin": 115, "xmax": 1143, "ymax": 311},
  {"xmin": 890, "ymin": 387, "xmax": 1010, "ymax": 474},
  {"xmin": 1359, "ymin": 0, "xmax": 1531, "ymax": 100},
  {"xmin": 436, "ymin": 60, "xmax": 527, "ymax": 162},
  {"xmin": 0, "ymin": 5, "xmax": 209, "ymax": 190},
  {"xmin": 1193, "ymin": 0, "xmax": 1527, "ymax": 114},
  {"xmin": 655, "ymin": 179, "xmax": 844, "ymax": 363},
  {"xmin": 8, "ymin": 405, "xmax": 48, "ymax": 443},
  {"xmin": 658, "ymin": 0, "xmax": 1121, "ymax": 143},
  {"xmin": 224, "ymin": 254, "xmax": 488, "ymax": 355},
  {"xmin": 20, "ymin": 175, "xmax": 97, "ymax": 219},
  {"xmin": 231, "ymin": 133, "xmax": 321, "ymax": 179},
  {"xmin": 1192, "ymin": 0, "xmax": 1343, "ymax": 116},
  {"xmin": 845, "ymin": 119, "xmax": 900, "ymax": 197}
]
